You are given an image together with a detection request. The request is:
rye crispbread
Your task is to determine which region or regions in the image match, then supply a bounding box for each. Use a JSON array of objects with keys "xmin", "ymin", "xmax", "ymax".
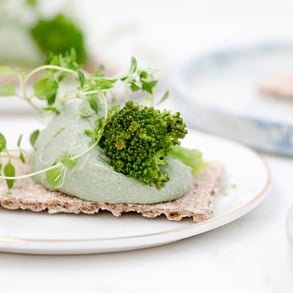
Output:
[{"xmin": 0, "ymin": 160, "xmax": 223, "ymax": 222}]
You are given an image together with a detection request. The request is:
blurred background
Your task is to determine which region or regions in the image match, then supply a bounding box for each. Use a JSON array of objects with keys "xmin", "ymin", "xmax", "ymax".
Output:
[
  {"xmin": 2, "ymin": 0, "xmax": 293, "ymax": 152},
  {"xmin": 81, "ymin": 0, "xmax": 293, "ymax": 71},
  {"xmin": 1, "ymin": 0, "xmax": 293, "ymax": 71}
]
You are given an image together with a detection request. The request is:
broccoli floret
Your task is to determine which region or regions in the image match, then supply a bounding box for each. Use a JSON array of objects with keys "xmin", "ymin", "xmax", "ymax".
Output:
[
  {"xmin": 98, "ymin": 101, "xmax": 187, "ymax": 188},
  {"xmin": 30, "ymin": 14, "xmax": 87, "ymax": 64},
  {"xmin": 169, "ymin": 145, "xmax": 208, "ymax": 176}
]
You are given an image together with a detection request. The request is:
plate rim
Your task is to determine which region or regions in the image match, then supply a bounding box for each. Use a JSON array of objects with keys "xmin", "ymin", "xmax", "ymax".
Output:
[
  {"xmin": 168, "ymin": 42, "xmax": 293, "ymax": 155},
  {"xmin": 170, "ymin": 42, "xmax": 293, "ymax": 120}
]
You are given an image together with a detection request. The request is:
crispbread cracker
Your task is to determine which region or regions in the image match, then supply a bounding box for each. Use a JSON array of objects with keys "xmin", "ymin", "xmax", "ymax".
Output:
[{"xmin": 0, "ymin": 161, "xmax": 223, "ymax": 222}]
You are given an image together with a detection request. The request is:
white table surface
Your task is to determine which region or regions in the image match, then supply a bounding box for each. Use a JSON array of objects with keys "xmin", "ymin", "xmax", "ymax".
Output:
[{"xmin": 1, "ymin": 0, "xmax": 293, "ymax": 292}]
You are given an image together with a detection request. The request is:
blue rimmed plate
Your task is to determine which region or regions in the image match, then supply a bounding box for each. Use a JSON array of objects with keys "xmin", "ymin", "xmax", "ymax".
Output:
[{"xmin": 169, "ymin": 43, "xmax": 293, "ymax": 155}]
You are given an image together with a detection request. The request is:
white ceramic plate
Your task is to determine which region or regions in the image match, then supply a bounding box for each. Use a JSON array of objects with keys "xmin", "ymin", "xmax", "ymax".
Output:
[
  {"xmin": 0, "ymin": 130, "xmax": 271, "ymax": 255},
  {"xmin": 169, "ymin": 43, "xmax": 293, "ymax": 155}
]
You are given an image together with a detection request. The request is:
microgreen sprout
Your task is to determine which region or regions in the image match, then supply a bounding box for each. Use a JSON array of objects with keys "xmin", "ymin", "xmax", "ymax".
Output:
[
  {"xmin": 0, "ymin": 51, "xmax": 169, "ymax": 189},
  {"xmin": 0, "ymin": 132, "xmax": 27, "ymax": 189}
]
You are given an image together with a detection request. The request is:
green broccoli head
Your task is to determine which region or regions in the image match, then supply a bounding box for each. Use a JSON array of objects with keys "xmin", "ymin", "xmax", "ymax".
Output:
[
  {"xmin": 98, "ymin": 101, "xmax": 187, "ymax": 188},
  {"xmin": 30, "ymin": 14, "xmax": 87, "ymax": 64}
]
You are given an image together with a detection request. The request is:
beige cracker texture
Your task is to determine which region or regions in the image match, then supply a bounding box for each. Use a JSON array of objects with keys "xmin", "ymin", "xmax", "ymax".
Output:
[{"xmin": 0, "ymin": 161, "xmax": 223, "ymax": 222}]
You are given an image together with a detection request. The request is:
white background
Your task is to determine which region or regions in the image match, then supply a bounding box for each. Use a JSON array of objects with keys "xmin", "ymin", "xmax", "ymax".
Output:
[
  {"xmin": 79, "ymin": 0, "xmax": 293, "ymax": 70},
  {"xmin": 0, "ymin": 0, "xmax": 293, "ymax": 292}
]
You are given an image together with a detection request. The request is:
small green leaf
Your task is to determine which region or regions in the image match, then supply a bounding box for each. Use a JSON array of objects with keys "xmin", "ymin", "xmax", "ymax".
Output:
[
  {"xmin": 88, "ymin": 95, "xmax": 99, "ymax": 113},
  {"xmin": 61, "ymin": 156, "xmax": 77, "ymax": 171},
  {"xmin": 45, "ymin": 164, "xmax": 65, "ymax": 188},
  {"xmin": 0, "ymin": 133, "xmax": 6, "ymax": 152},
  {"xmin": 158, "ymin": 91, "xmax": 169, "ymax": 105},
  {"xmin": 141, "ymin": 80, "xmax": 157, "ymax": 94},
  {"xmin": 42, "ymin": 106, "xmax": 60, "ymax": 114},
  {"xmin": 45, "ymin": 53, "xmax": 59, "ymax": 67},
  {"xmin": 77, "ymin": 69, "xmax": 85, "ymax": 88},
  {"xmin": 129, "ymin": 57, "xmax": 137, "ymax": 74},
  {"xmin": 120, "ymin": 75, "xmax": 127, "ymax": 81},
  {"xmin": 139, "ymin": 70, "xmax": 148, "ymax": 79},
  {"xmin": 93, "ymin": 79, "xmax": 116, "ymax": 90},
  {"xmin": 130, "ymin": 81, "xmax": 140, "ymax": 92},
  {"xmin": 33, "ymin": 78, "xmax": 49, "ymax": 98},
  {"xmin": 61, "ymin": 48, "xmax": 79, "ymax": 70},
  {"xmin": 84, "ymin": 129, "xmax": 94, "ymax": 138},
  {"xmin": 19, "ymin": 152, "xmax": 26, "ymax": 164},
  {"xmin": 30, "ymin": 129, "xmax": 40, "ymax": 147},
  {"xmin": 17, "ymin": 134, "xmax": 23, "ymax": 148},
  {"xmin": 33, "ymin": 77, "xmax": 58, "ymax": 105},
  {"xmin": 4, "ymin": 162, "xmax": 15, "ymax": 189},
  {"xmin": 0, "ymin": 84, "xmax": 16, "ymax": 96},
  {"xmin": 46, "ymin": 85, "xmax": 58, "ymax": 105}
]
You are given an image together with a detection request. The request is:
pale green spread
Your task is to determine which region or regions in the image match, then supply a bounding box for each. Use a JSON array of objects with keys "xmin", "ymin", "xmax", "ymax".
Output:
[{"xmin": 31, "ymin": 99, "xmax": 193, "ymax": 204}]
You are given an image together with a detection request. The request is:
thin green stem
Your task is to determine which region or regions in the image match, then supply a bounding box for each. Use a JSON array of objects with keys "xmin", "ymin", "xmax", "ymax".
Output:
[
  {"xmin": 24, "ymin": 65, "xmax": 79, "ymax": 85},
  {"xmin": 0, "ymin": 138, "xmax": 100, "ymax": 181},
  {"xmin": 0, "ymin": 162, "xmax": 60, "ymax": 180},
  {"xmin": 21, "ymin": 65, "xmax": 79, "ymax": 106},
  {"xmin": 82, "ymin": 89, "xmax": 112, "ymax": 95},
  {"xmin": 21, "ymin": 95, "xmax": 41, "ymax": 112},
  {"xmin": 15, "ymin": 71, "xmax": 40, "ymax": 112},
  {"xmin": 72, "ymin": 140, "xmax": 99, "ymax": 161}
]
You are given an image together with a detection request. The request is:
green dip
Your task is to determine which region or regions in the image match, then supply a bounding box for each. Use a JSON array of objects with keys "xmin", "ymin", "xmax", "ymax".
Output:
[{"xmin": 31, "ymin": 99, "xmax": 193, "ymax": 204}]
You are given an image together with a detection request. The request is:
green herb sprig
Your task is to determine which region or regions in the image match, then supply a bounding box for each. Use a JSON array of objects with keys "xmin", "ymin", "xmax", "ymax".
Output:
[{"xmin": 0, "ymin": 51, "xmax": 168, "ymax": 189}]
